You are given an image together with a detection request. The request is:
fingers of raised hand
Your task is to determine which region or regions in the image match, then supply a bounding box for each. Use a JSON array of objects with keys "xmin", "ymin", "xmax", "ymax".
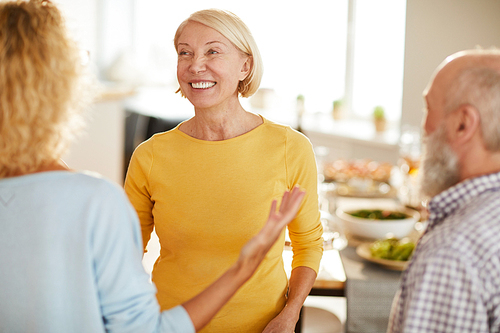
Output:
[
  {"xmin": 267, "ymin": 187, "xmax": 306, "ymax": 229},
  {"xmin": 278, "ymin": 190, "xmax": 291, "ymax": 214},
  {"xmin": 283, "ymin": 186, "xmax": 306, "ymax": 214},
  {"xmin": 276, "ymin": 186, "xmax": 306, "ymax": 225},
  {"xmin": 269, "ymin": 199, "xmax": 278, "ymax": 217}
]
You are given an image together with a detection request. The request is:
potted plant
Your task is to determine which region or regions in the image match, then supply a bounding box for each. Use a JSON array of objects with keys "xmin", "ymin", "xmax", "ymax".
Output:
[
  {"xmin": 332, "ymin": 99, "xmax": 344, "ymax": 120},
  {"xmin": 373, "ymin": 106, "xmax": 386, "ymax": 132}
]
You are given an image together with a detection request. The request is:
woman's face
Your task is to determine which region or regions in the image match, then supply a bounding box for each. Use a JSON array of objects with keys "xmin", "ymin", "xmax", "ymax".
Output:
[{"xmin": 176, "ymin": 21, "xmax": 250, "ymax": 111}]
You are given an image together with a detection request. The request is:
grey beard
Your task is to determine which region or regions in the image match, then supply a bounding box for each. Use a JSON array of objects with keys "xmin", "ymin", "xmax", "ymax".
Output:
[{"xmin": 419, "ymin": 126, "xmax": 460, "ymax": 199}]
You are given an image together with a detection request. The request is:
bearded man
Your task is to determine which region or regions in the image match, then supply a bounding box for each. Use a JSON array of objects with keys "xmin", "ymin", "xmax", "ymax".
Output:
[{"xmin": 388, "ymin": 49, "xmax": 500, "ymax": 333}]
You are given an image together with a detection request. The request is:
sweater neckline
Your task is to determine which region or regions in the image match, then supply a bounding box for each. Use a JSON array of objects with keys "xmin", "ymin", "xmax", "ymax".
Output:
[{"xmin": 173, "ymin": 114, "xmax": 268, "ymax": 144}]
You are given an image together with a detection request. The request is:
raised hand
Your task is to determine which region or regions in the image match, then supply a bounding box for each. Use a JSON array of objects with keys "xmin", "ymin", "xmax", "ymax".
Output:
[
  {"xmin": 238, "ymin": 186, "xmax": 306, "ymax": 270},
  {"xmin": 182, "ymin": 186, "xmax": 306, "ymax": 331}
]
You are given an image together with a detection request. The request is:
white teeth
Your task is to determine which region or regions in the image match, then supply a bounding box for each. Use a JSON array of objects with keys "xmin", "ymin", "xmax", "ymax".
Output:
[{"xmin": 191, "ymin": 82, "xmax": 216, "ymax": 89}]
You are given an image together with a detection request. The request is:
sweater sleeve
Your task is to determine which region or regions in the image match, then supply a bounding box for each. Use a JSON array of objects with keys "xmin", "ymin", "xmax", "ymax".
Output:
[
  {"xmin": 124, "ymin": 139, "xmax": 155, "ymax": 252},
  {"xmin": 91, "ymin": 181, "xmax": 195, "ymax": 333},
  {"xmin": 285, "ymin": 128, "xmax": 324, "ymax": 274}
]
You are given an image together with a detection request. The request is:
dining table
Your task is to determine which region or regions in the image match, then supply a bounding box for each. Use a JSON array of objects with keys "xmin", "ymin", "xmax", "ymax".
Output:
[
  {"xmin": 285, "ymin": 244, "xmax": 402, "ymax": 333},
  {"xmin": 340, "ymin": 244, "xmax": 402, "ymax": 333},
  {"xmin": 285, "ymin": 193, "xmax": 414, "ymax": 333}
]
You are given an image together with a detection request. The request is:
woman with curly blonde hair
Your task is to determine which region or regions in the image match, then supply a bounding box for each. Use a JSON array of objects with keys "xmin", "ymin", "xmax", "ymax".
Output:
[
  {"xmin": 0, "ymin": 0, "xmax": 87, "ymax": 177},
  {"xmin": 0, "ymin": 3, "xmax": 306, "ymax": 332}
]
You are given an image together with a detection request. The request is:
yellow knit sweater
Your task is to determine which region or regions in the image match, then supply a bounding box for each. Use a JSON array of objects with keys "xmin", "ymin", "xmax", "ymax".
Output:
[{"xmin": 124, "ymin": 116, "xmax": 323, "ymax": 332}]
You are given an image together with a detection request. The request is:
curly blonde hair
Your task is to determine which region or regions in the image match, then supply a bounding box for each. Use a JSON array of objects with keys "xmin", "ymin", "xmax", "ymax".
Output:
[
  {"xmin": 0, "ymin": 0, "xmax": 90, "ymax": 178},
  {"xmin": 174, "ymin": 9, "xmax": 263, "ymax": 98}
]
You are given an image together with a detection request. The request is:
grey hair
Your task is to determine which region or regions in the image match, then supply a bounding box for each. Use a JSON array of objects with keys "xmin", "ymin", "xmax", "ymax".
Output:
[{"xmin": 445, "ymin": 66, "xmax": 500, "ymax": 151}]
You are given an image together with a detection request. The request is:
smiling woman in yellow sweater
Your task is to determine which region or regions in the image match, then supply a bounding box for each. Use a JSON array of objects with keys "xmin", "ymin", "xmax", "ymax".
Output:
[{"xmin": 125, "ymin": 9, "xmax": 323, "ymax": 333}]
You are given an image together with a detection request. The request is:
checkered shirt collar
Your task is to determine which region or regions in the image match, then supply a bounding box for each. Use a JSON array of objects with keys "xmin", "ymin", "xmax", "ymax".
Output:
[{"xmin": 427, "ymin": 171, "xmax": 500, "ymax": 230}]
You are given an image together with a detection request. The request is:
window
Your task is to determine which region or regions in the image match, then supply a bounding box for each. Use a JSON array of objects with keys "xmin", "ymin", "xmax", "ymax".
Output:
[
  {"xmin": 349, "ymin": 0, "xmax": 407, "ymax": 122},
  {"xmin": 109, "ymin": 0, "xmax": 406, "ymax": 123}
]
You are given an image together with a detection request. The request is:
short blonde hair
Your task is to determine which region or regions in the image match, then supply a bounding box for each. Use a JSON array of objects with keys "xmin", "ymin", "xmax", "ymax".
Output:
[
  {"xmin": 0, "ymin": 0, "xmax": 89, "ymax": 178},
  {"xmin": 174, "ymin": 9, "xmax": 263, "ymax": 98}
]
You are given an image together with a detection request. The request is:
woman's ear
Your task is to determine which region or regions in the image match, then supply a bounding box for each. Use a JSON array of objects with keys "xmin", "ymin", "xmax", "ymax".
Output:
[
  {"xmin": 239, "ymin": 56, "xmax": 252, "ymax": 81},
  {"xmin": 449, "ymin": 104, "xmax": 480, "ymax": 145}
]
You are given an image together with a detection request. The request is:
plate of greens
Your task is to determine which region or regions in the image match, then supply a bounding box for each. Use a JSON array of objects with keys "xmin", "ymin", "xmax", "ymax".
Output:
[{"xmin": 356, "ymin": 238, "xmax": 415, "ymax": 271}]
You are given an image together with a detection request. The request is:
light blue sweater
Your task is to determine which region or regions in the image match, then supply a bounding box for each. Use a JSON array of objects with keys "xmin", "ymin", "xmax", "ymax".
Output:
[{"xmin": 0, "ymin": 171, "xmax": 195, "ymax": 333}]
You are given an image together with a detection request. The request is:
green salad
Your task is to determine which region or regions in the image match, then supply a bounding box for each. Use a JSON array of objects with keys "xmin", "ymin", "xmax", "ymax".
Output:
[
  {"xmin": 348, "ymin": 209, "xmax": 410, "ymax": 220},
  {"xmin": 369, "ymin": 238, "xmax": 415, "ymax": 261}
]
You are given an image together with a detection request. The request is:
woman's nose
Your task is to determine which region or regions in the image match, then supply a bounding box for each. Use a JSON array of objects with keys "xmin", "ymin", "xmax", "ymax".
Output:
[{"xmin": 189, "ymin": 55, "xmax": 206, "ymax": 74}]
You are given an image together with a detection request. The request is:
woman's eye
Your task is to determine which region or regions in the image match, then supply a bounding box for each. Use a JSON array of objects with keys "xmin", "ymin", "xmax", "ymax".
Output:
[
  {"xmin": 208, "ymin": 49, "xmax": 218, "ymax": 55},
  {"xmin": 178, "ymin": 51, "xmax": 190, "ymax": 56}
]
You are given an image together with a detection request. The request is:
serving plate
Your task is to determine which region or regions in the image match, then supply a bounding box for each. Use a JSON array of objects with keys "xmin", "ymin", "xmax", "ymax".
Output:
[{"xmin": 356, "ymin": 242, "xmax": 409, "ymax": 271}]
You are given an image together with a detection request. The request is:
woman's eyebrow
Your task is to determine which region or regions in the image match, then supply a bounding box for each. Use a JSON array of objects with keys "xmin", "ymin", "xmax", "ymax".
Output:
[
  {"xmin": 206, "ymin": 40, "xmax": 226, "ymax": 46},
  {"xmin": 177, "ymin": 40, "xmax": 227, "ymax": 47}
]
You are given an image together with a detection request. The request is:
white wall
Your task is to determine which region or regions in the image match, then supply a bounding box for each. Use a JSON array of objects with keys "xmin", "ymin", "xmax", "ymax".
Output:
[
  {"xmin": 54, "ymin": 0, "xmax": 99, "ymax": 58},
  {"xmin": 54, "ymin": 0, "xmax": 135, "ymax": 77},
  {"xmin": 401, "ymin": 0, "xmax": 500, "ymax": 128},
  {"xmin": 53, "ymin": 0, "xmax": 130, "ymax": 184},
  {"xmin": 63, "ymin": 99, "xmax": 126, "ymax": 185}
]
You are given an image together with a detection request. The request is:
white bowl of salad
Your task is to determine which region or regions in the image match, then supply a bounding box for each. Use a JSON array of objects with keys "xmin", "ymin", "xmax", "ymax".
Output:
[{"xmin": 336, "ymin": 206, "xmax": 420, "ymax": 240}]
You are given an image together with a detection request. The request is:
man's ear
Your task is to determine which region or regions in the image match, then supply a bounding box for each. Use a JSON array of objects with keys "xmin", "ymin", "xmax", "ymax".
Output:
[{"xmin": 448, "ymin": 104, "xmax": 481, "ymax": 145}]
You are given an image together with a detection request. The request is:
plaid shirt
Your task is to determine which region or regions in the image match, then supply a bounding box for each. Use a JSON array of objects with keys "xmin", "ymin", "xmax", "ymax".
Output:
[{"xmin": 388, "ymin": 172, "xmax": 500, "ymax": 333}]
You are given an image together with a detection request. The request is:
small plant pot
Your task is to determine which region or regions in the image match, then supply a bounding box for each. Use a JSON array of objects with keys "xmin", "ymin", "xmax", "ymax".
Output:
[
  {"xmin": 374, "ymin": 118, "xmax": 386, "ymax": 132},
  {"xmin": 332, "ymin": 106, "xmax": 344, "ymax": 120}
]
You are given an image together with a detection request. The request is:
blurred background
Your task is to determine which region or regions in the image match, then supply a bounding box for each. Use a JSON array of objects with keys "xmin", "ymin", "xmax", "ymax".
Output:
[{"xmin": 55, "ymin": 0, "xmax": 500, "ymax": 185}]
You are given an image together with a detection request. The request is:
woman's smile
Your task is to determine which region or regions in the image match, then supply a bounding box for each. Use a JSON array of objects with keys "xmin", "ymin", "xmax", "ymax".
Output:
[{"xmin": 190, "ymin": 81, "xmax": 216, "ymax": 89}]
